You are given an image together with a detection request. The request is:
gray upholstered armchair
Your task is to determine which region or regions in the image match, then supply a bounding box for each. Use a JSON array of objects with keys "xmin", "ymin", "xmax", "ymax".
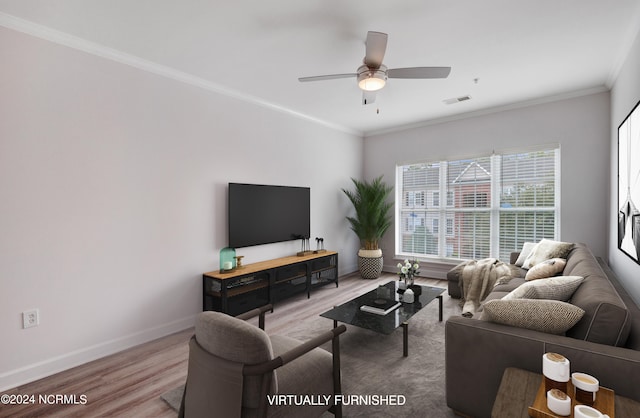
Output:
[{"xmin": 179, "ymin": 304, "xmax": 346, "ymax": 418}]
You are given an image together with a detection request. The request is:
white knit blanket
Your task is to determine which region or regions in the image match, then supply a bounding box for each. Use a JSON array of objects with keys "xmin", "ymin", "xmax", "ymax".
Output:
[{"xmin": 459, "ymin": 258, "xmax": 512, "ymax": 317}]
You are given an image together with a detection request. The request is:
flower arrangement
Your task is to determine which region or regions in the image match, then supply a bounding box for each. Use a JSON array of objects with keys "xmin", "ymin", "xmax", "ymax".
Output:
[{"xmin": 397, "ymin": 259, "xmax": 420, "ymax": 286}]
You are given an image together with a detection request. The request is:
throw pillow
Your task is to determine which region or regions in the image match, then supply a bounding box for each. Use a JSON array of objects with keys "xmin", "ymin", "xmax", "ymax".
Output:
[
  {"xmin": 522, "ymin": 239, "xmax": 574, "ymax": 269},
  {"xmin": 502, "ymin": 275, "xmax": 584, "ymax": 301},
  {"xmin": 514, "ymin": 242, "xmax": 536, "ymax": 267},
  {"xmin": 482, "ymin": 299, "xmax": 585, "ymax": 334},
  {"xmin": 525, "ymin": 258, "xmax": 567, "ymax": 281}
]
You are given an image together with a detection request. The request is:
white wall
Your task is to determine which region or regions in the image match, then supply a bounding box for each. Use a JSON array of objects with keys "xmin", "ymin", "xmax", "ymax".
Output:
[
  {"xmin": 609, "ymin": 29, "xmax": 640, "ymax": 306},
  {"xmin": 0, "ymin": 27, "xmax": 362, "ymax": 390},
  {"xmin": 364, "ymin": 91, "xmax": 611, "ymax": 275}
]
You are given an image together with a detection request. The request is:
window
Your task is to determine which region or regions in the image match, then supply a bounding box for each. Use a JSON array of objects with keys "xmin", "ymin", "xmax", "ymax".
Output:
[
  {"xmin": 396, "ymin": 147, "xmax": 559, "ymax": 262},
  {"xmin": 446, "ymin": 218, "xmax": 454, "ymax": 236},
  {"xmin": 405, "ymin": 191, "xmax": 425, "ymax": 207},
  {"xmin": 446, "ymin": 191, "xmax": 454, "ymax": 207}
]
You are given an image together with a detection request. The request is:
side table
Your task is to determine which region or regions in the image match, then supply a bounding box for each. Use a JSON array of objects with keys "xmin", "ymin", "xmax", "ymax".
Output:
[{"xmin": 491, "ymin": 368, "xmax": 640, "ymax": 418}]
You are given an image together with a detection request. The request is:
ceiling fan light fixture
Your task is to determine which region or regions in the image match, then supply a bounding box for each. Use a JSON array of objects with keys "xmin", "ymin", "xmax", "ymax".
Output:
[{"xmin": 357, "ymin": 65, "xmax": 387, "ymax": 91}]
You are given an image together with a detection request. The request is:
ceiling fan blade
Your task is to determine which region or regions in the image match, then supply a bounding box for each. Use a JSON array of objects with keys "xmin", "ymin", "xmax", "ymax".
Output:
[
  {"xmin": 364, "ymin": 31, "xmax": 388, "ymax": 68},
  {"xmin": 362, "ymin": 91, "xmax": 376, "ymax": 105},
  {"xmin": 387, "ymin": 67, "xmax": 451, "ymax": 79},
  {"xmin": 298, "ymin": 73, "xmax": 356, "ymax": 82}
]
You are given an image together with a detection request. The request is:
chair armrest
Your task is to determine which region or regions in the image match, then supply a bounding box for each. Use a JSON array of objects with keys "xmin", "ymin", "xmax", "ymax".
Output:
[
  {"xmin": 243, "ymin": 325, "xmax": 347, "ymax": 376},
  {"xmin": 278, "ymin": 325, "xmax": 347, "ymax": 365},
  {"xmin": 236, "ymin": 304, "xmax": 272, "ymax": 329}
]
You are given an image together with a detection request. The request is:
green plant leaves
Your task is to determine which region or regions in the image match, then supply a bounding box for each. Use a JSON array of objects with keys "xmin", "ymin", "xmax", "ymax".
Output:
[{"xmin": 342, "ymin": 176, "xmax": 393, "ymax": 250}]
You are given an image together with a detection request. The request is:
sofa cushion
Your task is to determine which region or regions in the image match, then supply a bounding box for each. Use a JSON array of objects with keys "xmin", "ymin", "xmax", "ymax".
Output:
[
  {"xmin": 503, "ymin": 276, "xmax": 584, "ymax": 301},
  {"xmin": 514, "ymin": 242, "xmax": 537, "ymax": 267},
  {"xmin": 522, "ymin": 239, "xmax": 574, "ymax": 269},
  {"xmin": 563, "ymin": 244, "xmax": 631, "ymax": 347},
  {"xmin": 482, "ymin": 299, "xmax": 585, "ymax": 334},
  {"xmin": 525, "ymin": 258, "xmax": 567, "ymax": 280},
  {"xmin": 492, "ymin": 277, "xmax": 526, "ymax": 294}
]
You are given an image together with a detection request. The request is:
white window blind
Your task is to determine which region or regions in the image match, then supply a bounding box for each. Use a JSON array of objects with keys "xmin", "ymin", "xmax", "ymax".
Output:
[{"xmin": 396, "ymin": 147, "xmax": 559, "ymax": 262}]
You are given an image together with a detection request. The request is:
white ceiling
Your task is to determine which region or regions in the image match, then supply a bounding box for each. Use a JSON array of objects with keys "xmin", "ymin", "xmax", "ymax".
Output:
[{"xmin": 2, "ymin": 0, "xmax": 640, "ymax": 136}]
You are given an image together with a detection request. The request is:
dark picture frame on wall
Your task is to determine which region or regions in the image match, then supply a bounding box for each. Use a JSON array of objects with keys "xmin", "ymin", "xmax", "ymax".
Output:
[{"xmin": 618, "ymin": 99, "xmax": 640, "ymax": 264}]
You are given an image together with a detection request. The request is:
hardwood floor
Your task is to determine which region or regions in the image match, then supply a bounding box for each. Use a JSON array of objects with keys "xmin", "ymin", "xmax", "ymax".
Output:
[{"xmin": 1, "ymin": 273, "xmax": 446, "ymax": 418}]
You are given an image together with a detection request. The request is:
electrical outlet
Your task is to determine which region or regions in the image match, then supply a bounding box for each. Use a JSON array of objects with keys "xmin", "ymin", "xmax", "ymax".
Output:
[{"xmin": 23, "ymin": 309, "xmax": 39, "ymax": 329}]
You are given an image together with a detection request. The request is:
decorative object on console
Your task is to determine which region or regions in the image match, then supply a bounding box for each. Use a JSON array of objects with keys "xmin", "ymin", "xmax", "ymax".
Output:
[
  {"xmin": 296, "ymin": 235, "xmax": 312, "ymax": 256},
  {"xmin": 618, "ymin": 99, "xmax": 640, "ymax": 263},
  {"xmin": 342, "ymin": 176, "xmax": 393, "ymax": 279},
  {"xmin": 219, "ymin": 247, "xmax": 236, "ymax": 273},
  {"xmin": 234, "ymin": 255, "xmax": 244, "ymax": 269},
  {"xmin": 314, "ymin": 237, "xmax": 326, "ymax": 253}
]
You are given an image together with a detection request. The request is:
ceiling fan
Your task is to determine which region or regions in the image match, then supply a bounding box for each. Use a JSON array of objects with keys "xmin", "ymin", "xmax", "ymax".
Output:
[{"xmin": 298, "ymin": 31, "xmax": 451, "ymax": 105}]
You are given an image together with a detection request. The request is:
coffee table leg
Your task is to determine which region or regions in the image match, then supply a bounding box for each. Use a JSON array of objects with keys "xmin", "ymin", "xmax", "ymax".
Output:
[
  {"xmin": 402, "ymin": 322, "xmax": 409, "ymax": 357},
  {"xmin": 438, "ymin": 295, "xmax": 443, "ymax": 322}
]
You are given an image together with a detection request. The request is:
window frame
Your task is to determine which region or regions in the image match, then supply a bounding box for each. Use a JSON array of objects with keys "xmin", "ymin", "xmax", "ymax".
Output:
[{"xmin": 395, "ymin": 146, "xmax": 560, "ymax": 262}]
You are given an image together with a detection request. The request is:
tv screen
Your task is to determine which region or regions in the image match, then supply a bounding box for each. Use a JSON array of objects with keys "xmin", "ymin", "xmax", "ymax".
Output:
[{"xmin": 228, "ymin": 183, "xmax": 310, "ymax": 248}]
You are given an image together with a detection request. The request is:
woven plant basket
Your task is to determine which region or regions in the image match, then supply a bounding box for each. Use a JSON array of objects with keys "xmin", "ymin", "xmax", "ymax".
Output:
[{"xmin": 357, "ymin": 249, "xmax": 383, "ymax": 279}]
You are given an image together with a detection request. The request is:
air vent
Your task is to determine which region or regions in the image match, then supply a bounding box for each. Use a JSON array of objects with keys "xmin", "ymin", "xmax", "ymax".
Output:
[{"xmin": 443, "ymin": 95, "xmax": 471, "ymax": 105}]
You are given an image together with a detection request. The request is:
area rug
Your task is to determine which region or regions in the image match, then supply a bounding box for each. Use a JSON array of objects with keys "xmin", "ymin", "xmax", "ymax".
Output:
[{"xmin": 162, "ymin": 291, "xmax": 460, "ymax": 417}]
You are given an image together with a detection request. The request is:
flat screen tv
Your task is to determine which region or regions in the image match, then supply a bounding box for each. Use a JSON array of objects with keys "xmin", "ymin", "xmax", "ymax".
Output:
[{"xmin": 228, "ymin": 183, "xmax": 310, "ymax": 248}]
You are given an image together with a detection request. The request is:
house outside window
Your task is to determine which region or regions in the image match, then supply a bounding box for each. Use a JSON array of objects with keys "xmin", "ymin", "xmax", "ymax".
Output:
[
  {"xmin": 396, "ymin": 147, "xmax": 560, "ymax": 262},
  {"xmin": 446, "ymin": 218, "xmax": 454, "ymax": 236}
]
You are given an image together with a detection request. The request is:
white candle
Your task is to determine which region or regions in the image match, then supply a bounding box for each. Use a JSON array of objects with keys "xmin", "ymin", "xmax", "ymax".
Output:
[{"xmin": 223, "ymin": 261, "xmax": 233, "ymax": 270}]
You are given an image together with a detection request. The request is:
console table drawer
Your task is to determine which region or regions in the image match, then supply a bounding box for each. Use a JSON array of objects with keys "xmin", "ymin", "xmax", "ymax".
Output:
[
  {"xmin": 275, "ymin": 264, "xmax": 306, "ymax": 281},
  {"xmin": 226, "ymin": 287, "xmax": 269, "ymax": 316},
  {"xmin": 312, "ymin": 257, "xmax": 332, "ymax": 271},
  {"xmin": 272, "ymin": 277, "xmax": 307, "ymax": 301}
]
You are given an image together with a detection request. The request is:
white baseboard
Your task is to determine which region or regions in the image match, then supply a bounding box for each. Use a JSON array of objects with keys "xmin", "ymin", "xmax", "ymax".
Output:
[{"xmin": 0, "ymin": 314, "xmax": 197, "ymax": 392}]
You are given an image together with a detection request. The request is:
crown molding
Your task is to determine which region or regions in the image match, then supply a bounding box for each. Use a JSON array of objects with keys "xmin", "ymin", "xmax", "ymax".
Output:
[
  {"xmin": 364, "ymin": 85, "xmax": 610, "ymax": 138},
  {"xmin": 0, "ymin": 12, "xmax": 361, "ymax": 137}
]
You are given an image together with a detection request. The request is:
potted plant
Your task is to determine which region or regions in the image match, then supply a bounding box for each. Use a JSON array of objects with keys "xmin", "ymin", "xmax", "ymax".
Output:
[{"xmin": 342, "ymin": 176, "xmax": 393, "ymax": 279}]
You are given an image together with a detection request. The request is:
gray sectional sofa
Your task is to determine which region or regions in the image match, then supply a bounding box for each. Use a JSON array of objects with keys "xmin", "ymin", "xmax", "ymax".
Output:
[{"xmin": 445, "ymin": 243, "xmax": 640, "ymax": 417}]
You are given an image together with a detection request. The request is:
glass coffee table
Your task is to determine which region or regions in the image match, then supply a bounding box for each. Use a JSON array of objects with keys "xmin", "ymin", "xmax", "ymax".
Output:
[{"xmin": 320, "ymin": 280, "xmax": 445, "ymax": 357}]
